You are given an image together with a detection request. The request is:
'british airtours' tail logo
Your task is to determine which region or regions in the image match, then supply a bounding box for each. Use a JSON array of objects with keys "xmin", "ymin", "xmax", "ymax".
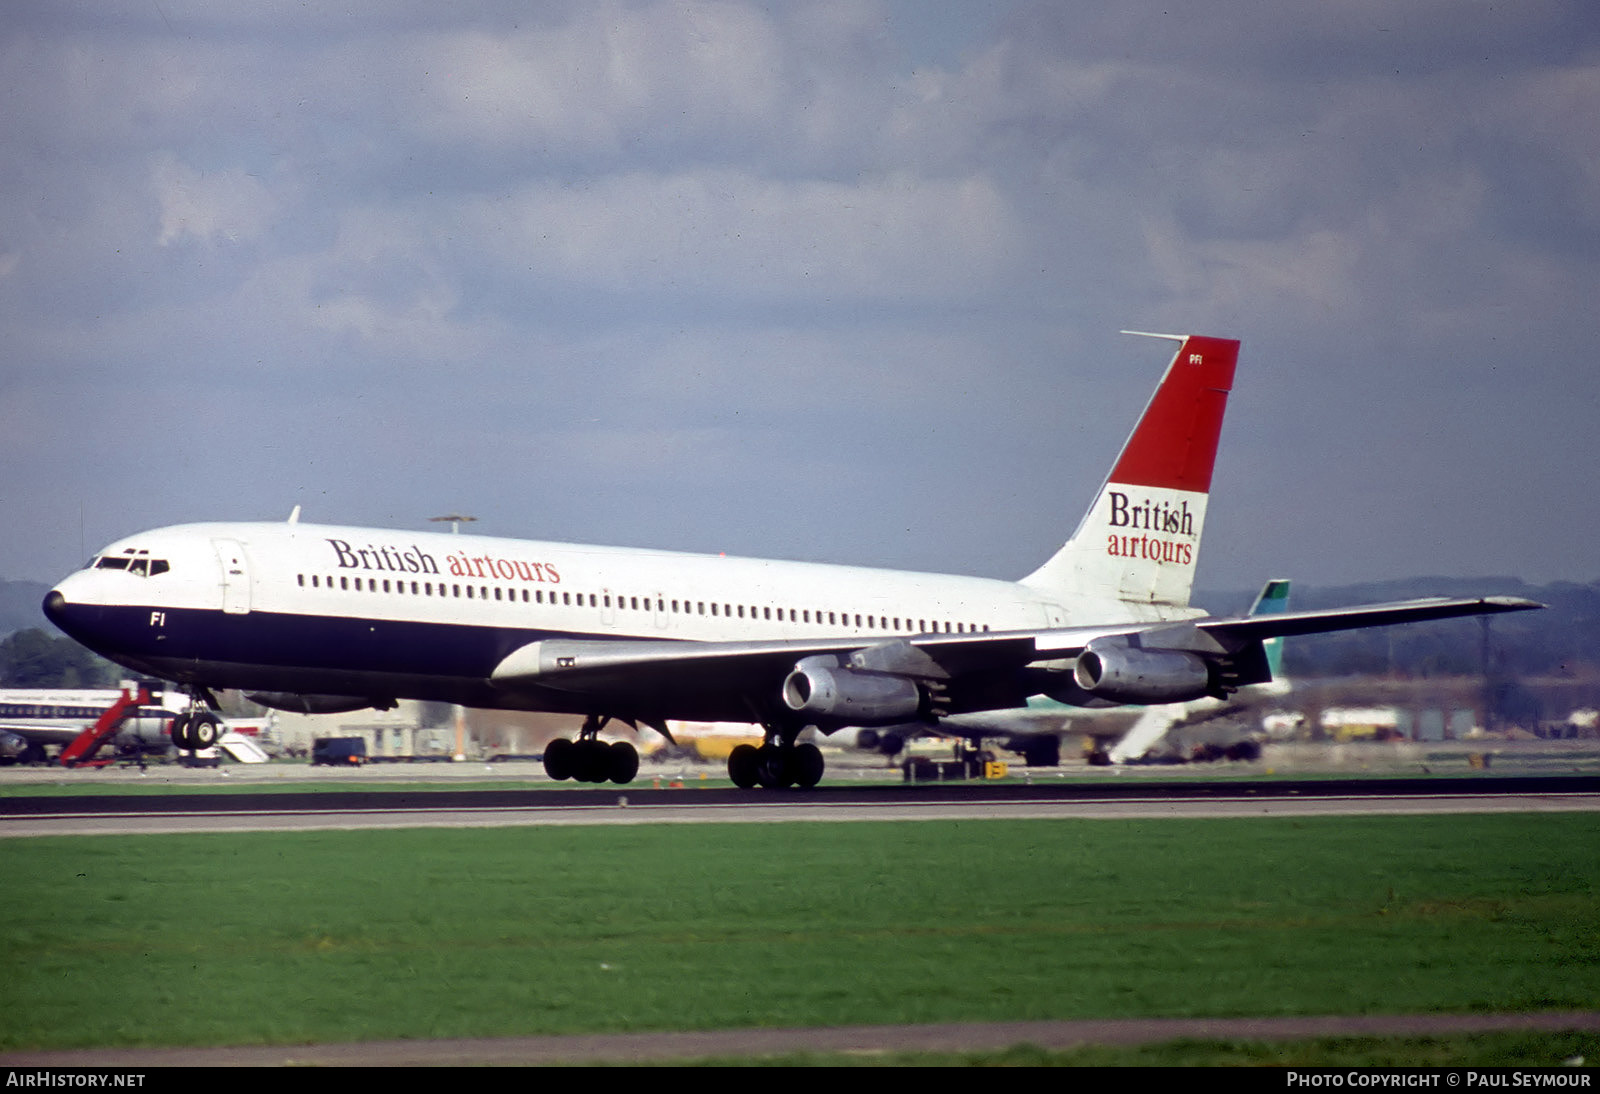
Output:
[{"xmin": 1104, "ymin": 491, "xmax": 1197, "ymax": 567}]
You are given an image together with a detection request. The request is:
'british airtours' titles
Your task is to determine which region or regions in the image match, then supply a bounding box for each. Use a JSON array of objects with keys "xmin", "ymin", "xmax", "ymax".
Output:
[
  {"xmin": 1103, "ymin": 490, "xmax": 1197, "ymax": 567},
  {"xmin": 326, "ymin": 539, "xmax": 561, "ymax": 583}
]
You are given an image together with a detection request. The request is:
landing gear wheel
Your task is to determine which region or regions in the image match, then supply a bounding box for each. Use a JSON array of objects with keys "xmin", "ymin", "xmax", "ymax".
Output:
[
  {"xmin": 189, "ymin": 714, "xmax": 220, "ymax": 750},
  {"xmin": 573, "ymin": 740, "xmax": 609, "ymax": 783},
  {"xmin": 791, "ymin": 742, "xmax": 825, "ymax": 789},
  {"xmin": 607, "ymin": 741, "xmax": 639, "ymax": 784},
  {"xmin": 755, "ymin": 744, "xmax": 791, "ymax": 789},
  {"xmin": 728, "ymin": 743, "xmax": 760, "ymax": 789},
  {"xmin": 543, "ymin": 737, "xmax": 574, "ymax": 780},
  {"xmin": 169, "ymin": 713, "xmax": 193, "ymax": 751}
]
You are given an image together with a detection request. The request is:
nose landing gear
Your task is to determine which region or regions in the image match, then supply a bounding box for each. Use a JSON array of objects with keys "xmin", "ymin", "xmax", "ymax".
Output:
[{"xmin": 169, "ymin": 688, "xmax": 224, "ymax": 752}]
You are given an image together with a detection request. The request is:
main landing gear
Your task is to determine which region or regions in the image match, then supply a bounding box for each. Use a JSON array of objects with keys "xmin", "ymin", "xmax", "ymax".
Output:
[
  {"xmin": 727, "ymin": 729, "xmax": 825, "ymax": 790},
  {"xmin": 542, "ymin": 715, "xmax": 640, "ymax": 784}
]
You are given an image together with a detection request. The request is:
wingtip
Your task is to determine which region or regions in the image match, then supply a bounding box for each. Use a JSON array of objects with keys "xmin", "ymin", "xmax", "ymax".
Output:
[{"xmin": 1483, "ymin": 596, "xmax": 1545, "ymax": 611}]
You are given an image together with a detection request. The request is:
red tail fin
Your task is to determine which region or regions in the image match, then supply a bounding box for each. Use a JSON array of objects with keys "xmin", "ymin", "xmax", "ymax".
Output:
[
  {"xmin": 1108, "ymin": 334, "xmax": 1239, "ymax": 492},
  {"xmin": 1022, "ymin": 333, "xmax": 1240, "ymax": 608}
]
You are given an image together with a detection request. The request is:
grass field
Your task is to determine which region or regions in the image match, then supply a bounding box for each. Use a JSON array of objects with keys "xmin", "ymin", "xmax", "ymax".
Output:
[{"xmin": 2, "ymin": 813, "xmax": 1598, "ymax": 1056}]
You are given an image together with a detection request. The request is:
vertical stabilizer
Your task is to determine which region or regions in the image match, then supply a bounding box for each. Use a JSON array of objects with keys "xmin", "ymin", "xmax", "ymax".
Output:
[
  {"xmin": 1249, "ymin": 578, "xmax": 1292, "ymax": 678},
  {"xmin": 1022, "ymin": 333, "xmax": 1239, "ymax": 607}
]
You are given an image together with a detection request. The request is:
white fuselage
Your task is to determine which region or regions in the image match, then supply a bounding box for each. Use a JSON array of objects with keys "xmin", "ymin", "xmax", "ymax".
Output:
[{"xmin": 44, "ymin": 520, "xmax": 1190, "ymax": 720}]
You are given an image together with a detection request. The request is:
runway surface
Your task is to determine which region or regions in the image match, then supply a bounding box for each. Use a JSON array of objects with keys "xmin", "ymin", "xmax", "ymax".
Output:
[{"xmin": 3, "ymin": 772, "xmax": 1597, "ymax": 836}]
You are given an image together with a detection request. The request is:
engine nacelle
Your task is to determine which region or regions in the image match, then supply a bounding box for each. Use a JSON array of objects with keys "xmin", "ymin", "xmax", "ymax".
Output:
[
  {"xmin": 1072, "ymin": 645, "xmax": 1213, "ymax": 704},
  {"xmin": 781, "ymin": 658, "xmax": 922, "ymax": 726},
  {"xmin": 246, "ymin": 693, "xmax": 390, "ymax": 715}
]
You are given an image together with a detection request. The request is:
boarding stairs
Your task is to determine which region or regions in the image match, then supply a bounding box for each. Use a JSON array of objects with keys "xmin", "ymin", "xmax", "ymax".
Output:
[{"xmin": 57, "ymin": 686, "xmax": 152, "ymax": 768}]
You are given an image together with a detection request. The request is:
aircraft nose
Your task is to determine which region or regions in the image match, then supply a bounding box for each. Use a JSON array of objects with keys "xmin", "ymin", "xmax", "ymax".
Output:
[{"xmin": 42, "ymin": 587, "xmax": 90, "ymax": 642}]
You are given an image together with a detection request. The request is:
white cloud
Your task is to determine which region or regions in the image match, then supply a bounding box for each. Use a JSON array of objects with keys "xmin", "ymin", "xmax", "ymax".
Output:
[
  {"xmin": 413, "ymin": 2, "xmax": 787, "ymax": 156},
  {"xmin": 474, "ymin": 168, "xmax": 1018, "ymax": 301},
  {"xmin": 151, "ymin": 153, "xmax": 278, "ymax": 247}
]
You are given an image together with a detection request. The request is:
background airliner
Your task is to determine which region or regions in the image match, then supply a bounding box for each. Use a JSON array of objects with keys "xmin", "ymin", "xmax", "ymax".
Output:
[{"xmin": 42, "ymin": 333, "xmax": 1539, "ymax": 788}]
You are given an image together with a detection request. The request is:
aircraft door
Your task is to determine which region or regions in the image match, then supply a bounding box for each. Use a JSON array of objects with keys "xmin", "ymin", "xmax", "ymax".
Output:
[{"xmin": 213, "ymin": 539, "xmax": 252, "ymax": 615}]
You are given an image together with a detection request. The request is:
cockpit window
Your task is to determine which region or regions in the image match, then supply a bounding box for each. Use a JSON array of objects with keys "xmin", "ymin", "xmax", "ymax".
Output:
[{"xmin": 94, "ymin": 550, "xmax": 169, "ymax": 576}]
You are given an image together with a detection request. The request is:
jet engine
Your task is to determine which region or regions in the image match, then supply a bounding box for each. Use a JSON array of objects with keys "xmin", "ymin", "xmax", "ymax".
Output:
[
  {"xmin": 1072, "ymin": 645, "xmax": 1213, "ymax": 704},
  {"xmin": 781, "ymin": 657, "xmax": 923, "ymax": 726}
]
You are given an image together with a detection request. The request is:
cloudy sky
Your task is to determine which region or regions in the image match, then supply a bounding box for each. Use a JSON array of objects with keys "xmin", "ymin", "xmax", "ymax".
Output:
[{"xmin": 3, "ymin": 0, "xmax": 1597, "ymax": 595}]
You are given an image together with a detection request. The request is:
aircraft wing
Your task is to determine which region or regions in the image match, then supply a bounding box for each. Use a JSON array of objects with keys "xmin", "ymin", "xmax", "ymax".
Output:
[
  {"xmin": 488, "ymin": 595, "xmax": 1541, "ymax": 722},
  {"xmin": 490, "ymin": 632, "xmax": 1041, "ymax": 693},
  {"xmin": 1192, "ymin": 595, "xmax": 1542, "ymax": 644}
]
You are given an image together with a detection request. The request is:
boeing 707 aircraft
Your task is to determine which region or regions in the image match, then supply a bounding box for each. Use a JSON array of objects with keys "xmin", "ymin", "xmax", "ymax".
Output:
[{"xmin": 42, "ymin": 333, "xmax": 1539, "ymax": 788}]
